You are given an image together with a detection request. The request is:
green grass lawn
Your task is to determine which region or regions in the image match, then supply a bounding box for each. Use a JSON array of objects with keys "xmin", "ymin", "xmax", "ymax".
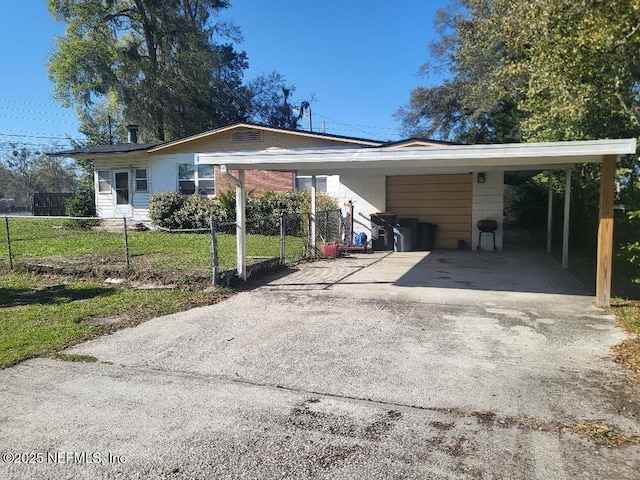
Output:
[
  {"xmin": 0, "ymin": 217, "xmax": 307, "ymax": 282},
  {"xmin": 0, "ymin": 217, "xmax": 310, "ymax": 369},
  {"xmin": 0, "ymin": 271, "xmax": 232, "ymax": 368}
]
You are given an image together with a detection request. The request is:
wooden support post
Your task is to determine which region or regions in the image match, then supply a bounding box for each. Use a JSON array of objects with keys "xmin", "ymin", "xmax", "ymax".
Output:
[{"xmin": 596, "ymin": 155, "xmax": 617, "ymax": 307}]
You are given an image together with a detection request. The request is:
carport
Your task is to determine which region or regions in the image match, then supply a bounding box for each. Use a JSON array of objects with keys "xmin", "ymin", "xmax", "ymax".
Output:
[{"xmin": 196, "ymin": 138, "xmax": 636, "ymax": 307}]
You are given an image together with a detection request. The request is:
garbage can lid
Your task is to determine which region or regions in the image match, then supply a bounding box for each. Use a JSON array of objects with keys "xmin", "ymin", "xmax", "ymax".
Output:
[{"xmin": 370, "ymin": 212, "xmax": 395, "ymax": 216}]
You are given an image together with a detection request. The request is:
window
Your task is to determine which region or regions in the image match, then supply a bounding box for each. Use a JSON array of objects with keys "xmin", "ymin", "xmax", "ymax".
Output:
[
  {"xmin": 98, "ymin": 170, "xmax": 110, "ymax": 193},
  {"xmin": 295, "ymin": 175, "xmax": 327, "ymax": 192},
  {"xmin": 135, "ymin": 169, "xmax": 148, "ymax": 192},
  {"xmin": 197, "ymin": 164, "xmax": 215, "ymax": 195},
  {"xmin": 178, "ymin": 164, "xmax": 215, "ymax": 195}
]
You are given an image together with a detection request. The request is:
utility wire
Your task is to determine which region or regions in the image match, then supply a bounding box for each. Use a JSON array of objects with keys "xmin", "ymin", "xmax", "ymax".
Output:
[
  {"xmin": 0, "ymin": 114, "xmax": 78, "ymax": 125},
  {"xmin": 0, "ymin": 106, "xmax": 77, "ymax": 118},
  {"xmin": 0, "ymin": 133, "xmax": 80, "ymax": 141}
]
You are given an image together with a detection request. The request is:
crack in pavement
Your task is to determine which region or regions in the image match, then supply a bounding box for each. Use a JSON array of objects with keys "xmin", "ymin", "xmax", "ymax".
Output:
[{"xmin": 70, "ymin": 359, "xmax": 640, "ymax": 448}]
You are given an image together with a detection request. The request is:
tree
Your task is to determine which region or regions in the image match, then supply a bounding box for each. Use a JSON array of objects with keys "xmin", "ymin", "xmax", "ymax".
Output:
[
  {"xmin": 30, "ymin": 156, "xmax": 78, "ymax": 194},
  {"xmin": 395, "ymin": 0, "xmax": 527, "ymax": 143},
  {"xmin": 248, "ymin": 71, "xmax": 312, "ymax": 130},
  {"xmin": 0, "ymin": 143, "xmax": 79, "ymax": 209},
  {"xmin": 397, "ymin": 0, "xmax": 640, "ymax": 146},
  {"xmin": 48, "ymin": 0, "xmax": 251, "ymax": 142},
  {"xmin": 397, "ymin": 0, "xmax": 640, "ymax": 246}
]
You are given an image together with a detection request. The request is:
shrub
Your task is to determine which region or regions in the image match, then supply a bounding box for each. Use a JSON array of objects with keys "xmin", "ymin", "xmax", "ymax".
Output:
[
  {"xmin": 216, "ymin": 190, "xmax": 236, "ymax": 221},
  {"xmin": 149, "ymin": 190, "xmax": 340, "ymax": 233},
  {"xmin": 173, "ymin": 195, "xmax": 227, "ymax": 230},
  {"xmin": 65, "ymin": 188, "xmax": 96, "ymax": 217},
  {"xmin": 618, "ymin": 210, "xmax": 640, "ymax": 284},
  {"xmin": 149, "ymin": 192, "xmax": 184, "ymax": 229},
  {"xmin": 64, "ymin": 189, "xmax": 98, "ymax": 229},
  {"xmin": 149, "ymin": 192, "xmax": 229, "ymax": 230}
]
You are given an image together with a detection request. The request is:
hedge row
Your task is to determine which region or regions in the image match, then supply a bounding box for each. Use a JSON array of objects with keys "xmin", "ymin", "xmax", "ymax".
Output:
[{"xmin": 148, "ymin": 190, "xmax": 339, "ymax": 233}]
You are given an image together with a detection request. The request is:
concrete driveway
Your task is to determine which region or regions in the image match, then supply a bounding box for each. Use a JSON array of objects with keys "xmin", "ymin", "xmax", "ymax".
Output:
[{"xmin": 1, "ymin": 248, "xmax": 639, "ymax": 479}]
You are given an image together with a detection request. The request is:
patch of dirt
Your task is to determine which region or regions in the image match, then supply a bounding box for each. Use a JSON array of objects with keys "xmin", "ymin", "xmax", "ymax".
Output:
[
  {"xmin": 434, "ymin": 407, "xmax": 638, "ymax": 447},
  {"xmin": 362, "ymin": 410, "xmax": 402, "ymax": 441},
  {"xmin": 286, "ymin": 398, "xmax": 402, "ymax": 443},
  {"xmin": 83, "ymin": 315, "xmax": 127, "ymax": 326},
  {"xmin": 430, "ymin": 421, "xmax": 455, "ymax": 431},
  {"xmin": 48, "ymin": 353, "xmax": 98, "ymax": 363},
  {"xmin": 613, "ymin": 337, "xmax": 640, "ymax": 379},
  {"xmin": 302, "ymin": 444, "xmax": 365, "ymax": 473},
  {"xmin": 571, "ymin": 422, "xmax": 638, "ymax": 447}
]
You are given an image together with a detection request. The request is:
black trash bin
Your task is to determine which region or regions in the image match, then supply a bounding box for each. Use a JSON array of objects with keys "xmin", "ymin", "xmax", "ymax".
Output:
[
  {"xmin": 393, "ymin": 226, "xmax": 413, "ymax": 252},
  {"xmin": 397, "ymin": 218, "xmax": 419, "ymax": 251},
  {"xmin": 370, "ymin": 213, "xmax": 396, "ymax": 251},
  {"xmin": 417, "ymin": 223, "xmax": 438, "ymax": 251}
]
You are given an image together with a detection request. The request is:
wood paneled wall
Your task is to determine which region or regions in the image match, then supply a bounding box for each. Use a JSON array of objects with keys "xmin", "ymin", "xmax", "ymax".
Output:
[{"xmin": 386, "ymin": 174, "xmax": 472, "ymax": 249}]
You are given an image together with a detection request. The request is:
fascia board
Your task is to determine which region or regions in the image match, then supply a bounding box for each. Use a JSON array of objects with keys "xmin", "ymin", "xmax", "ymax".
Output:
[{"xmin": 195, "ymin": 138, "xmax": 637, "ymax": 171}]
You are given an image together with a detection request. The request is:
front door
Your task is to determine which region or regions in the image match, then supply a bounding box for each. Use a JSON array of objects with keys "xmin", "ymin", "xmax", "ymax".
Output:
[{"xmin": 114, "ymin": 170, "xmax": 132, "ymax": 217}]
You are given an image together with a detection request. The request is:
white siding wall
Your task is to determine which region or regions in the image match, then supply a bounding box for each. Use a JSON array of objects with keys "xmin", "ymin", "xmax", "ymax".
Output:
[
  {"xmin": 334, "ymin": 173, "xmax": 386, "ymax": 239},
  {"xmin": 94, "ymin": 158, "xmax": 151, "ymax": 220},
  {"xmin": 94, "ymin": 160, "xmax": 114, "ymax": 219},
  {"xmin": 150, "ymin": 153, "xmax": 195, "ymax": 193},
  {"xmin": 471, "ymin": 170, "xmax": 504, "ymax": 251},
  {"xmin": 325, "ymin": 175, "xmax": 340, "ymax": 197}
]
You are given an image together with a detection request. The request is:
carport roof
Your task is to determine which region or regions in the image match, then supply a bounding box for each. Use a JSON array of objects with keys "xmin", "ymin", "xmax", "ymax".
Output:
[{"xmin": 196, "ymin": 138, "xmax": 637, "ymax": 175}]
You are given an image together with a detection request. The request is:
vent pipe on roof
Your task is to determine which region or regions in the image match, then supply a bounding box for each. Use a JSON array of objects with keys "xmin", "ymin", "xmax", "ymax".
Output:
[{"xmin": 127, "ymin": 125, "xmax": 139, "ymax": 144}]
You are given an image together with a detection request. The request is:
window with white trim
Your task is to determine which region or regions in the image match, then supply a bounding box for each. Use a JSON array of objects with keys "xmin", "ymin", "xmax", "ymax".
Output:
[
  {"xmin": 178, "ymin": 164, "xmax": 215, "ymax": 195},
  {"xmin": 135, "ymin": 169, "xmax": 148, "ymax": 192},
  {"xmin": 295, "ymin": 175, "xmax": 327, "ymax": 192},
  {"xmin": 97, "ymin": 170, "xmax": 110, "ymax": 193}
]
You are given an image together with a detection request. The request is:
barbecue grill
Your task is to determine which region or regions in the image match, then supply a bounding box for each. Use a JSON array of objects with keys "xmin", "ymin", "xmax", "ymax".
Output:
[{"xmin": 477, "ymin": 219, "xmax": 497, "ymax": 252}]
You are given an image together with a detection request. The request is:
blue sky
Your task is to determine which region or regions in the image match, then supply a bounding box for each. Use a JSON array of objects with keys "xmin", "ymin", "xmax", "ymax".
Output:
[{"xmin": 0, "ymin": 1, "xmax": 447, "ymax": 149}]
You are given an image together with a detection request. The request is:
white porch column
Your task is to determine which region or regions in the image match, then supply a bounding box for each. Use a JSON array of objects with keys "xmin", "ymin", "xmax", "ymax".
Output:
[
  {"xmin": 562, "ymin": 168, "xmax": 571, "ymax": 269},
  {"xmin": 547, "ymin": 170, "xmax": 553, "ymax": 254},
  {"xmin": 220, "ymin": 165, "xmax": 246, "ymax": 281},
  {"xmin": 310, "ymin": 175, "xmax": 317, "ymax": 251},
  {"xmin": 236, "ymin": 170, "xmax": 246, "ymax": 281}
]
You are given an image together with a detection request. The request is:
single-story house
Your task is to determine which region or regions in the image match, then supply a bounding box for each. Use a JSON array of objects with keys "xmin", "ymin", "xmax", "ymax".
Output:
[
  {"xmin": 49, "ymin": 123, "xmax": 392, "ymax": 220},
  {"xmin": 51, "ymin": 124, "xmax": 636, "ymax": 306},
  {"xmin": 194, "ymin": 136, "xmax": 636, "ymax": 307}
]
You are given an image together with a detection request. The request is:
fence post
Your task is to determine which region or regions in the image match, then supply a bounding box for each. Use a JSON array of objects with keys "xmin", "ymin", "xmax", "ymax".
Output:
[
  {"xmin": 4, "ymin": 216, "xmax": 13, "ymax": 269},
  {"xmin": 280, "ymin": 211, "xmax": 286, "ymax": 265},
  {"xmin": 123, "ymin": 217, "xmax": 130, "ymax": 271},
  {"xmin": 210, "ymin": 216, "xmax": 219, "ymax": 286},
  {"xmin": 324, "ymin": 210, "xmax": 329, "ymax": 242}
]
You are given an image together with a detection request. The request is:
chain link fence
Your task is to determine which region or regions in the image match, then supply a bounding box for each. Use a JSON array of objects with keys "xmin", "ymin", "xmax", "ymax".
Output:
[
  {"xmin": 0, "ymin": 216, "xmax": 214, "ymax": 285},
  {"xmin": 1, "ymin": 210, "xmax": 343, "ymax": 286},
  {"xmin": 211, "ymin": 209, "xmax": 343, "ymax": 284}
]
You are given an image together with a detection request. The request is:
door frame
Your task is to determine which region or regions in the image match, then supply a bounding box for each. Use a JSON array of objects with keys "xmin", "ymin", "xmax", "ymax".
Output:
[{"xmin": 113, "ymin": 169, "xmax": 132, "ymax": 218}]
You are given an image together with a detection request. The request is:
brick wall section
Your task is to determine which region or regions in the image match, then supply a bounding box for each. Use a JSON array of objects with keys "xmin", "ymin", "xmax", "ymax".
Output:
[{"xmin": 215, "ymin": 168, "xmax": 294, "ymax": 195}]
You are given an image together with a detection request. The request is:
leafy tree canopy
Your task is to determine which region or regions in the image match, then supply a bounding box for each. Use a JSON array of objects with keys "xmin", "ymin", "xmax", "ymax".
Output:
[
  {"xmin": 0, "ymin": 143, "xmax": 79, "ymax": 207},
  {"xmin": 397, "ymin": 0, "xmax": 640, "ymax": 146},
  {"xmin": 48, "ymin": 0, "xmax": 251, "ymax": 142},
  {"xmin": 248, "ymin": 71, "xmax": 312, "ymax": 130}
]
